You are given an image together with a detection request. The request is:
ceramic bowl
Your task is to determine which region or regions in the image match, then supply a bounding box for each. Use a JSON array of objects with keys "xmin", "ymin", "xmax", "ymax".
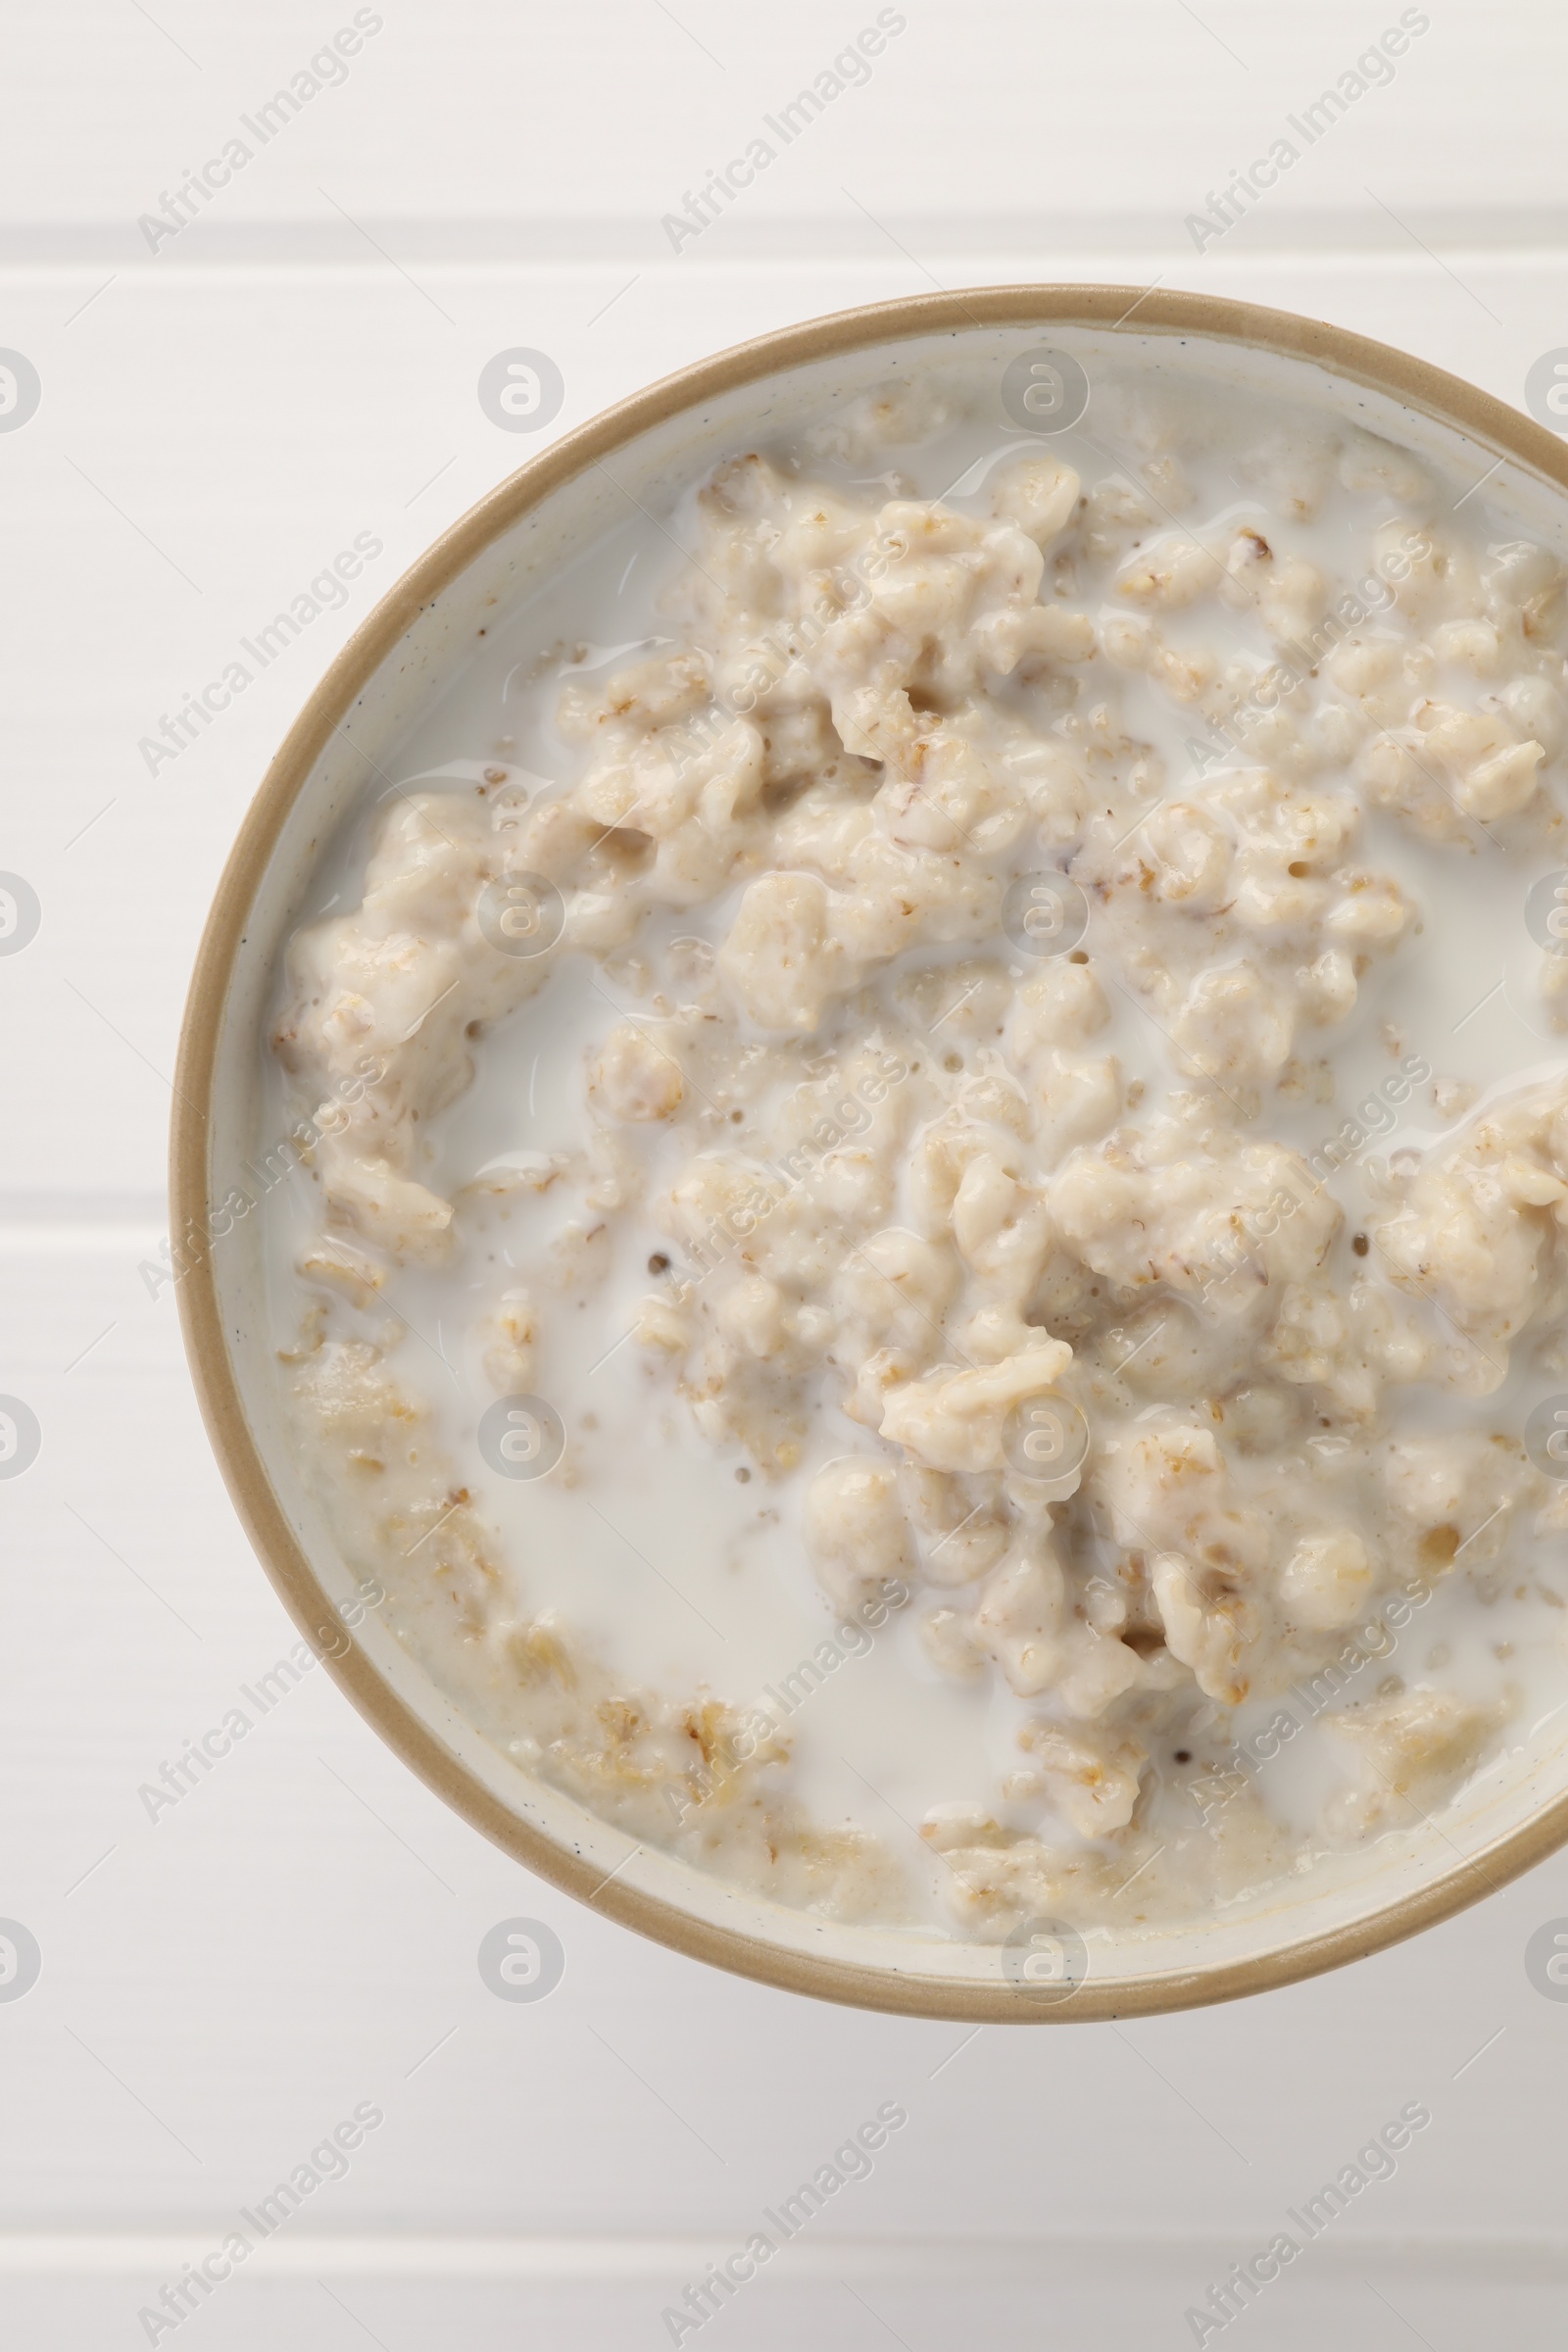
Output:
[{"xmin": 173, "ymin": 285, "xmax": 1568, "ymax": 2019}]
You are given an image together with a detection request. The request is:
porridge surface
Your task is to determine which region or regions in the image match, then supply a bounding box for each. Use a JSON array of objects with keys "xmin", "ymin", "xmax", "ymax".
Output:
[{"xmin": 262, "ymin": 357, "xmax": 1568, "ymax": 1936}]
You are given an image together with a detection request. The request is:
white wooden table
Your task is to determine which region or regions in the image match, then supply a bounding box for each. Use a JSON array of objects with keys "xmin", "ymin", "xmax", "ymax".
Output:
[{"xmin": 6, "ymin": 5, "xmax": 1568, "ymax": 2343}]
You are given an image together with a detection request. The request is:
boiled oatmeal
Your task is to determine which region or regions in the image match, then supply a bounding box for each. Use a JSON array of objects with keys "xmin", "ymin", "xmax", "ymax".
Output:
[{"xmin": 264, "ymin": 359, "xmax": 1568, "ymax": 1938}]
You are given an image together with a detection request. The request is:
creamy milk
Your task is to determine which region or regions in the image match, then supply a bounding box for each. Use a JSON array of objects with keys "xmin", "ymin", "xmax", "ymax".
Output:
[{"xmin": 258, "ymin": 361, "xmax": 1568, "ymax": 1934}]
